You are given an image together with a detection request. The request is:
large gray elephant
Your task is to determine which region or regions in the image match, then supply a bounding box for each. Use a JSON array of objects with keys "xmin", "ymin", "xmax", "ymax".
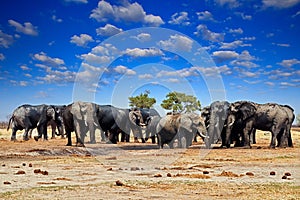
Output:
[
  {"xmin": 7, "ymin": 104, "xmax": 63, "ymax": 141},
  {"xmin": 96, "ymin": 105, "xmax": 144, "ymax": 144},
  {"xmin": 225, "ymin": 101, "xmax": 291, "ymax": 148},
  {"xmin": 277, "ymin": 105, "xmax": 294, "ymax": 147},
  {"xmin": 156, "ymin": 113, "xmax": 207, "ymax": 149},
  {"xmin": 201, "ymin": 101, "xmax": 230, "ymax": 148}
]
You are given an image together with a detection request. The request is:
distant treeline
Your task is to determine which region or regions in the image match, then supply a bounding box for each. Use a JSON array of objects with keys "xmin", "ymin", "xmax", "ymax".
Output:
[{"xmin": 0, "ymin": 122, "xmax": 8, "ymax": 129}]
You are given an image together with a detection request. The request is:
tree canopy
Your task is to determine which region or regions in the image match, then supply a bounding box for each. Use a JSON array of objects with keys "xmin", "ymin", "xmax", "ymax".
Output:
[
  {"xmin": 128, "ymin": 91, "xmax": 156, "ymax": 109},
  {"xmin": 160, "ymin": 91, "xmax": 201, "ymax": 113}
]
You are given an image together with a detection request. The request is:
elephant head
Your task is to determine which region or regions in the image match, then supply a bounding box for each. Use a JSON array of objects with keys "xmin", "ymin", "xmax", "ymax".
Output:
[
  {"xmin": 180, "ymin": 113, "xmax": 207, "ymax": 138},
  {"xmin": 129, "ymin": 108, "xmax": 145, "ymax": 126}
]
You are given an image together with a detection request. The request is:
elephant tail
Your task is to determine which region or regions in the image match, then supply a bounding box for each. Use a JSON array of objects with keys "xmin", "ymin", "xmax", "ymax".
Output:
[{"xmin": 7, "ymin": 116, "xmax": 13, "ymax": 131}]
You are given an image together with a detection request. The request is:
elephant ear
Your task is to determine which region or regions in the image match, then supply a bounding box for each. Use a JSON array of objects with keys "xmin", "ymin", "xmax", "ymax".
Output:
[
  {"xmin": 178, "ymin": 114, "xmax": 193, "ymax": 132},
  {"xmin": 46, "ymin": 106, "xmax": 56, "ymax": 120},
  {"xmin": 240, "ymin": 102, "xmax": 256, "ymax": 120},
  {"xmin": 129, "ymin": 109, "xmax": 142, "ymax": 126},
  {"xmin": 71, "ymin": 102, "xmax": 81, "ymax": 117}
]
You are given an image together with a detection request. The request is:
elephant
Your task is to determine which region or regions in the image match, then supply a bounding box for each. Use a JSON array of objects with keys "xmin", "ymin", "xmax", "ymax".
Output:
[
  {"xmin": 62, "ymin": 101, "xmax": 101, "ymax": 147},
  {"xmin": 7, "ymin": 104, "xmax": 63, "ymax": 141},
  {"xmin": 156, "ymin": 113, "xmax": 207, "ymax": 149},
  {"xmin": 145, "ymin": 115, "xmax": 161, "ymax": 144},
  {"xmin": 277, "ymin": 105, "xmax": 294, "ymax": 148},
  {"xmin": 96, "ymin": 105, "xmax": 145, "ymax": 144},
  {"xmin": 225, "ymin": 101, "xmax": 290, "ymax": 148},
  {"xmin": 201, "ymin": 101, "xmax": 230, "ymax": 148}
]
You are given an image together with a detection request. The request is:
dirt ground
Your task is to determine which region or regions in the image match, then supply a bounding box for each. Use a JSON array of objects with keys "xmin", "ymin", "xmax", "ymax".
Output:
[{"xmin": 0, "ymin": 128, "xmax": 299, "ymax": 200}]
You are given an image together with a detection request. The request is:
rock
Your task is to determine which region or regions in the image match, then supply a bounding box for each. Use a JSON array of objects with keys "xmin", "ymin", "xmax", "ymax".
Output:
[
  {"xmin": 282, "ymin": 175, "xmax": 287, "ymax": 179},
  {"xmin": 246, "ymin": 172, "xmax": 254, "ymax": 176},
  {"xmin": 29, "ymin": 163, "xmax": 33, "ymax": 167},
  {"xmin": 284, "ymin": 172, "xmax": 291, "ymax": 176},
  {"xmin": 203, "ymin": 171, "xmax": 209, "ymax": 174},
  {"xmin": 3, "ymin": 181, "xmax": 11, "ymax": 185},
  {"xmin": 41, "ymin": 170, "xmax": 48, "ymax": 175},
  {"xmin": 34, "ymin": 169, "xmax": 41, "ymax": 174},
  {"xmin": 22, "ymin": 163, "xmax": 26, "ymax": 166},
  {"xmin": 154, "ymin": 174, "xmax": 162, "ymax": 177},
  {"xmin": 15, "ymin": 170, "xmax": 26, "ymax": 175},
  {"xmin": 2, "ymin": 164, "xmax": 5, "ymax": 167},
  {"xmin": 270, "ymin": 171, "xmax": 276, "ymax": 175},
  {"xmin": 130, "ymin": 167, "xmax": 140, "ymax": 171},
  {"xmin": 116, "ymin": 180, "xmax": 124, "ymax": 186},
  {"xmin": 167, "ymin": 173, "xmax": 172, "ymax": 177},
  {"xmin": 107, "ymin": 168, "xmax": 113, "ymax": 171}
]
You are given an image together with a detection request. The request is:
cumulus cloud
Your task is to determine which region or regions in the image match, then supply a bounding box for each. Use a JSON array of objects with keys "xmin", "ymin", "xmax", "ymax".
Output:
[
  {"xmin": 8, "ymin": 19, "xmax": 38, "ymax": 36},
  {"xmin": 168, "ymin": 12, "xmax": 190, "ymax": 25},
  {"xmin": 0, "ymin": 30, "xmax": 14, "ymax": 48},
  {"xmin": 229, "ymin": 28, "xmax": 243, "ymax": 34},
  {"xmin": 64, "ymin": 0, "xmax": 88, "ymax": 3},
  {"xmin": 20, "ymin": 65, "xmax": 30, "ymax": 71},
  {"xmin": 138, "ymin": 74, "xmax": 153, "ymax": 79},
  {"xmin": 52, "ymin": 15, "xmax": 63, "ymax": 23},
  {"xmin": 197, "ymin": 11, "xmax": 215, "ymax": 21},
  {"xmin": 131, "ymin": 33, "xmax": 151, "ymax": 42},
  {"xmin": 158, "ymin": 34, "xmax": 193, "ymax": 52},
  {"xmin": 90, "ymin": 1, "xmax": 164, "ymax": 26},
  {"xmin": 96, "ymin": 24, "xmax": 123, "ymax": 36},
  {"xmin": 262, "ymin": 0, "xmax": 300, "ymax": 9},
  {"xmin": 220, "ymin": 40, "xmax": 247, "ymax": 49},
  {"xmin": 0, "ymin": 53, "xmax": 5, "ymax": 61},
  {"xmin": 212, "ymin": 50, "xmax": 239, "ymax": 63},
  {"xmin": 124, "ymin": 48, "xmax": 164, "ymax": 57},
  {"xmin": 79, "ymin": 53, "xmax": 110, "ymax": 64},
  {"xmin": 33, "ymin": 52, "xmax": 65, "ymax": 67},
  {"xmin": 214, "ymin": 0, "xmax": 240, "ymax": 8},
  {"xmin": 194, "ymin": 24, "xmax": 224, "ymax": 42},
  {"xmin": 114, "ymin": 65, "xmax": 136, "ymax": 75},
  {"xmin": 277, "ymin": 58, "xmax": 300, "ymax": 67},
  {"xmin": 70, "ymin": 34, "xmax": 94, "ymax": 47}
]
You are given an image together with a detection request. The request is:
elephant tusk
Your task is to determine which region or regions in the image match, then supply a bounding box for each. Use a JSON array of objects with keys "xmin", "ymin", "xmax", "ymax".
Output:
[{"xmin": 198, "ymin": 131, "xmax": 207, "ymax": 138}]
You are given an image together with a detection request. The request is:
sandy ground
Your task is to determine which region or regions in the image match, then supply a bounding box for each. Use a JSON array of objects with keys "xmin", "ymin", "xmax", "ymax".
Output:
[{"xmin": 0, "ymin": 128, "xmax": 299, "ymax": 200}]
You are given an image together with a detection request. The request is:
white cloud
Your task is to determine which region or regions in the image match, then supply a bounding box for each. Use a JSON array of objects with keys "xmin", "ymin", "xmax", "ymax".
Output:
[
  {"xmin": 114, "ymin": 65, "xmax": 136, "ymax": 75},
  {"xmin": 8, "ymin": 19, "xmax": 38, "ymax": 36},
  {"xmin": 124, "ymin": 48, "xmax": 164, "ymax": 57},
  {"xmin": 90, "ymin": 1, "xmax": 164, "ymax": 26},
  {"xmin": 277, "ymin": 58, "xmax": 300, "ymax": 67},
  {"xmin": 197, "ymin": 11, "xmax": 215, "ymax": 21},
  {"xmin": 265, "ymin": 81, "xmax": 275, "ymax": 86},
  {"xmin": 0, "ymin": 53, "xmax": 5, "ymax": 61},
  {"xmin": 33, "ymin": 52, "xmax": 65, "ymax": 67},
  {"xmin": 214, "ymin": 0, "xmax": 240, "ymax": 8},
  {"xmin": 139, "ymin": 74, "xmax": 153, "ymax": 79},
  {"xmin": 70, "ymin": 34, "xmax": 94, "ymax": 47},
  {"xmin": 220, "ymin": 40, "xmax": 244, "ymax": 49},
  {"xmin": 212, "ymin": 50, "xmax": 239, "ymax": 62},
  {"xmin": 168, "ymin": 12, "xmax": 190, "ymax": 25},
  {"xmin": 52, "ymin": 15, "xmax": 63, "ymax": 23},
  {"xmin": 20, "ymin": 65, "xmax": 30, "ymax": 70},
  {"xmin": 79, "ymin": 53, "xmax": 110, "ymax": 64},
  {"xmin": 292, "ymin": 10, "xmax": 300, "ymax": 17},
  {"xmin": 238, "ymin": 50, "xmax": 256, "ymax": 61},
  {"xmin": 194, "ymin": 24, "xmax": 224, "ymax": 42},
  {"xmin": 96, "ymin": 24, "xmax": 123, "ymax": 36},
  {"xmin": 0, "ymin": 30, "xmax": 14, "ymax": 48},
  {"xmin": 262, "ymin": 0, "xmax": 300, "ymax": 9},
  {"xmin": 229, "ymin": 28, "xmax": 243, "ymax": 34},
  {"xmin": 280, "ymin": 82, "xmax": 297, "ymax": 87},
  {"xmin": 158, "ymin": 34, "xmax": 193, "ymax": 52},
  {"xmin": 132, "ymin": 33, "xmax": 151, "ymax": 42},
  {"xmin": 64, "ymin": 0, "xmax": 88, "ymax": 3}
]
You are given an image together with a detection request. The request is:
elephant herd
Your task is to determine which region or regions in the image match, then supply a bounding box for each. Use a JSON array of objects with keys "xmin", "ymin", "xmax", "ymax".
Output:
[{"xmin": 7, "ymin": 100, "xmax": 295, "ymax": 149}]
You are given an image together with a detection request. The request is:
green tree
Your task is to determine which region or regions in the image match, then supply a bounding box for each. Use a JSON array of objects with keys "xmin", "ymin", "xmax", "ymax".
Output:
[
  {"xmin": 160, "ymin": 91, "xmax": 201, "ymax": 113},
  {"xmin": 128, "ymin": 91, "xmax": 156, "ymax": 109}
]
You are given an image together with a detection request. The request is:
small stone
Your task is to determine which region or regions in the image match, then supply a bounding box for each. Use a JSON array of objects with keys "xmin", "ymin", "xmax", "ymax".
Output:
[
  {"xmin": 107, "ymin": 168, "xmax": 113, "ymax": 171},
  {"xmin": 284, "ymin": 172, "xmax": 291, "ymax": 176},
  {"xmin": 270, "ymin": 171, "xmax": 276, "ymax": 175},
  {"xmin": 154, "ymin": 174, "xmax": 162, "ymax": 177},
  {"xmin": 282, "ymin": 175, "xmax": 287, "ymax": 179},
  {"xmin": 246, "ymin": 172, "xmax": 254, "ymax": 176},
  {"xmin": 22, "ymin": 163, "xmax": 26, "ymax": 166},
  {"xmin": 3, "ymin": 181, "xmax": 11, "ymax": 185},
  {"xmin": 167, "ymin": 173, "xmax": 172, "ymax": 177},
  {"xmin": 41, "ymin": 170, "xmax": 48, "ymax": 175},
  {"xmin": 130, "ymin": 167, "xmax": 140, "ymax": 171},
  {"xmin": 15, "ymin": 170, "xmax": 26, "ymax": 175},
  {"xmin": 34, "ymin": 169, "xmax": 41, "ymax": 174},
  {"xmin": 29, "ymin": 163, "xmax": 33, "ymax": 167},
  {"xmin": 116, "ymin": 180, "xmax": 124, "ymax": 186},
  {"xmin": 2, "ymin": 164, "xmax": 5, "ymax": 167},
  {"xmin": 203, "ymin": 171, "xmax": 209, "ymax": 174}
]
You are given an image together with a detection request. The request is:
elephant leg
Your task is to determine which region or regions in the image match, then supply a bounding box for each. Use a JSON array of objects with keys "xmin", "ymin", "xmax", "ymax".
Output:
[
  {"xmin": 269, "ymin": 126, "xmax": 278, "ymax": 149},
  {"xmin": 151, "ymin": 135, "xmax": 156, "ymax": 144},
  {"xmin": 11, "ymin": 126, "xmax": 18, "ymax": 141},
  {"xmin": 287, "ymin": 130, "xmax": 293, "ymax": 147},
  {"xmin": 66, "ymin": 131, "xmax": 72, "ymax": 146},
  {"xmin": 89, "ymin": 128, "xmax": 96, "ymax": 144},
  {"xmin": 23, "ymin": 128, "xmax": 30, "ymax": 141},
  {"xmin": 157, "ymin": 134, "xmax": 163, "ymax": 149},
  {"xmin": 100, "ymin": 130, "xmax": 106, "ymax": 142}
]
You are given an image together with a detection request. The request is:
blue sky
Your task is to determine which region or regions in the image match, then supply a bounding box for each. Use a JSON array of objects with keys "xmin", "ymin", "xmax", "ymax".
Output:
[{"xmin": 0, "ymin": 0, "xmax": 300, "ymax": 120}]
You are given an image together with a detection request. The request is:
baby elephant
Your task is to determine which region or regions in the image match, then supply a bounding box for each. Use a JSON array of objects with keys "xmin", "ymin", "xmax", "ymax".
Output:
[{"xmin": 156, "ymin": 113, "xmax": 207, "ymax": 148}]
